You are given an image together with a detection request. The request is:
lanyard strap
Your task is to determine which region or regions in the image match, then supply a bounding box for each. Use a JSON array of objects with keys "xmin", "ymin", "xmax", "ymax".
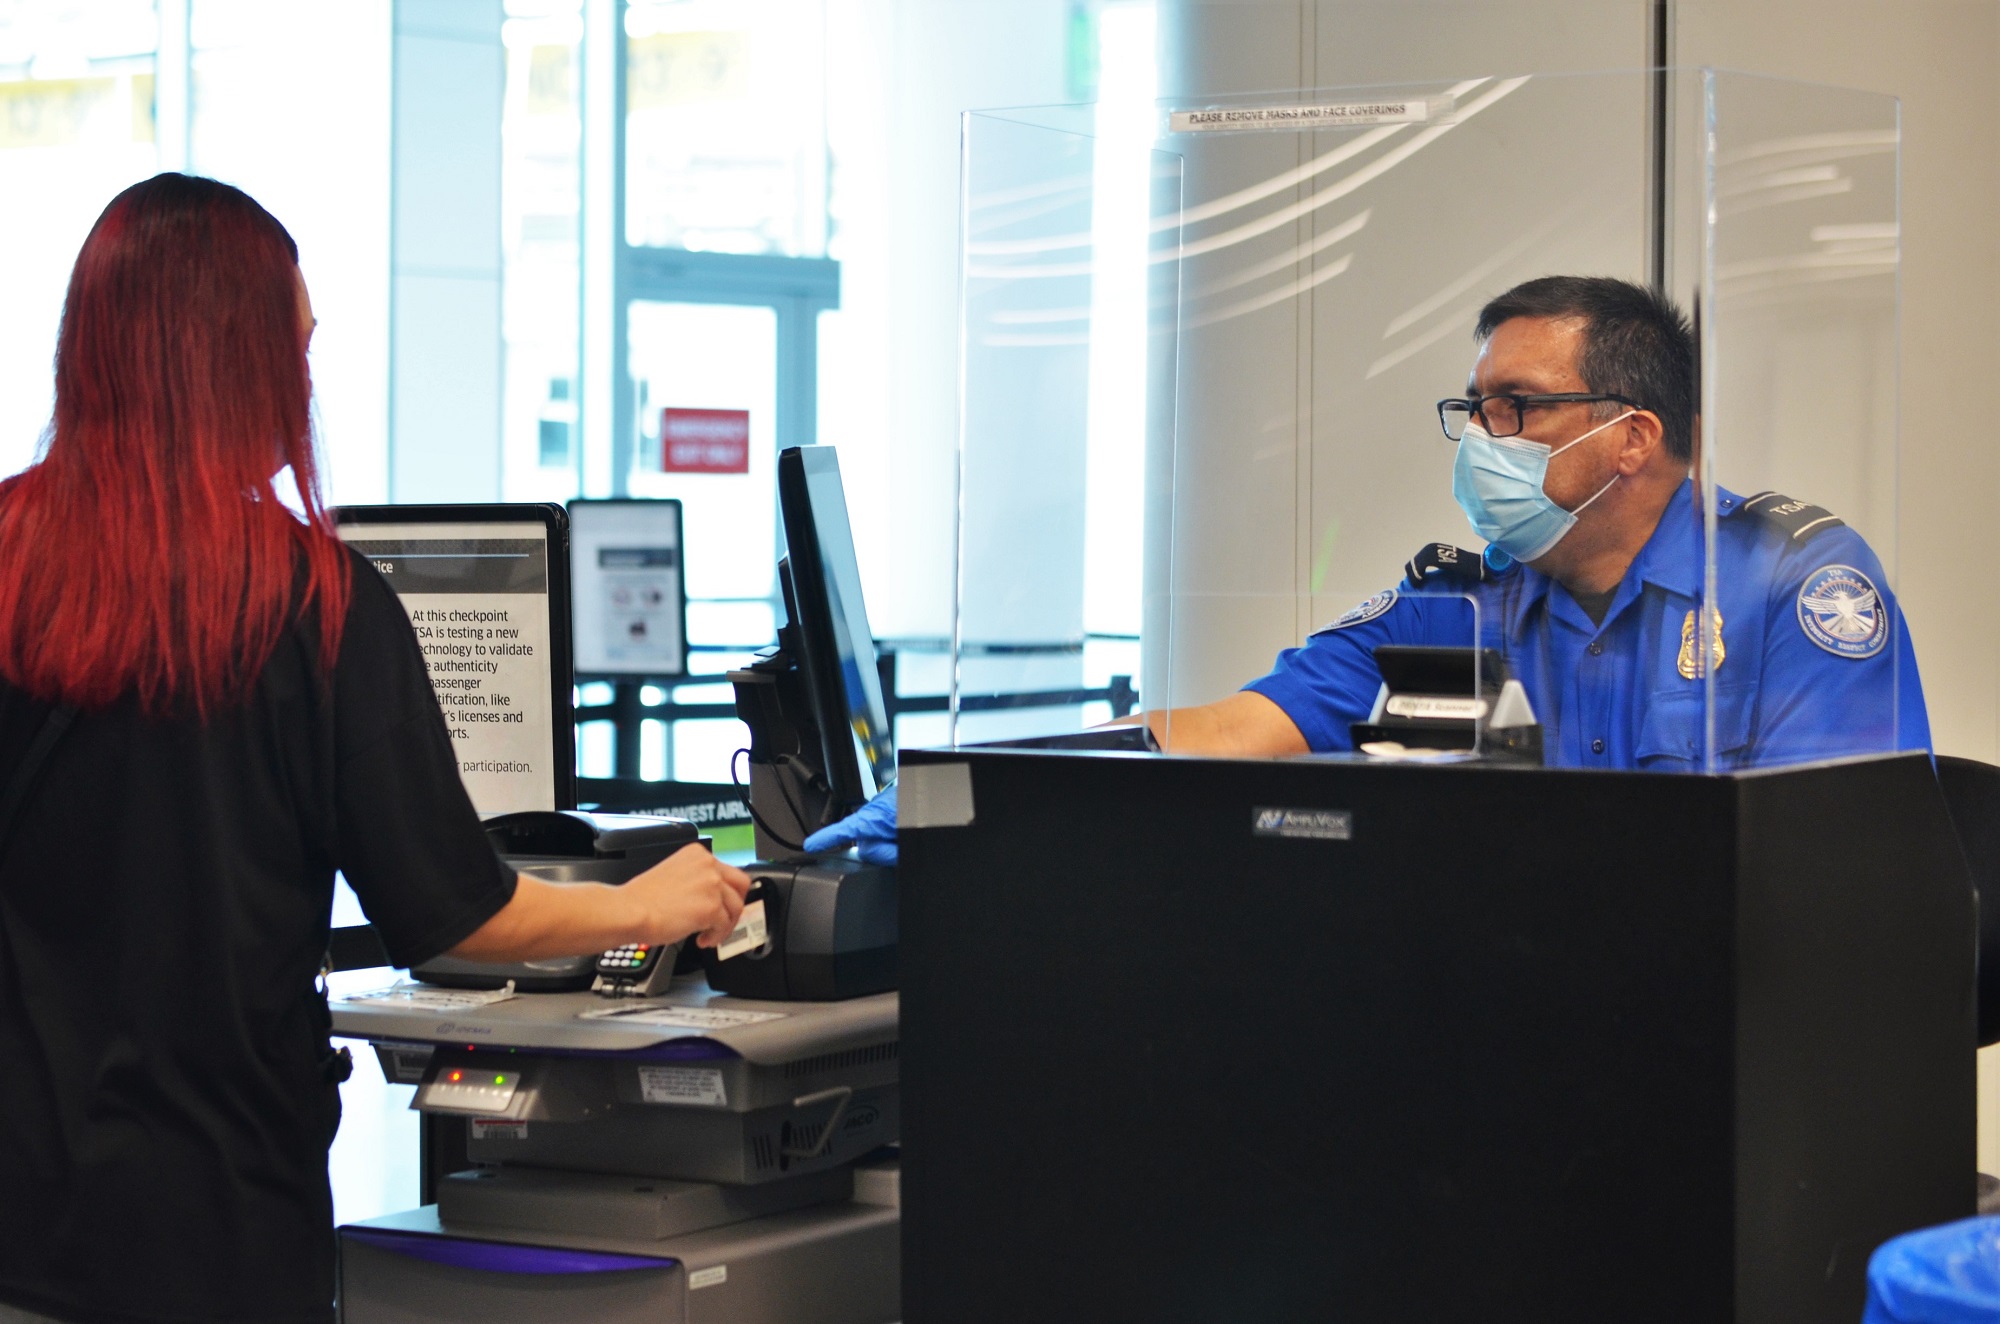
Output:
[{"xmin": 0, "ymin": 704, "xmax": 75, "ymax": 863}]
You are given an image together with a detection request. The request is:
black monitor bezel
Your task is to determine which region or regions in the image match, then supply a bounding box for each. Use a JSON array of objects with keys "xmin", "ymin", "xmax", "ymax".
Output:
[
  {"xmin": 333, "ymin": 502, "xmax": 577, "ymax": 811},
  {"xmin": 566, "ymin": 497, "xmax": 691, "ymax": 681},
  {"xmin": 775, "ymin": 446, "xmax": 893, "ymax": 816}
]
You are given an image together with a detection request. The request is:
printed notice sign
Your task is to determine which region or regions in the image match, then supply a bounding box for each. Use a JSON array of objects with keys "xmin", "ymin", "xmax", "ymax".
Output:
[
  {"xmin": 341, "ymin": 522, "xmax": 558, "ymax": 816},
  {"xmin": 1169, "ymin": 100, "xmax": 1431, "ymax": 134}
]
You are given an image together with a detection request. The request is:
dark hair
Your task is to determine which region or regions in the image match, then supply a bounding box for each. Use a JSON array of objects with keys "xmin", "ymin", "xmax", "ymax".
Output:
[
  {"xmin": 0, "ymin": 173, "xmax": 350, "ymax": 715},
  {"xmin": 1474, "ymin": 276, "xmax": 1695, "ymax": 462}
]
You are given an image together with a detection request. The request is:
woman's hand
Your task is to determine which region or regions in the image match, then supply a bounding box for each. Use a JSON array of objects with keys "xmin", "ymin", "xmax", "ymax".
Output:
[
  {"xmin": 619, "ymin": 844, "xmax": 753, "ymax": 949},
  {"xmin": 447, "ymin": 844, "xmax": 753, "ymax": 964}
]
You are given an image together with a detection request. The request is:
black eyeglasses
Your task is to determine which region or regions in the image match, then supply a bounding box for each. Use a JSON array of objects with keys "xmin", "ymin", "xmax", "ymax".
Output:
[{"xmin": 1436, "ymin": 392, "xmax": 1643, "ymax": 441}]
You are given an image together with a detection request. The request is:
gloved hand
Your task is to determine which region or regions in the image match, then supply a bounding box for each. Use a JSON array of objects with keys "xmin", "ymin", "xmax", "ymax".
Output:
[{"xmin": 802, "ymin": 783, "xmax": 898, "ymax": 866}]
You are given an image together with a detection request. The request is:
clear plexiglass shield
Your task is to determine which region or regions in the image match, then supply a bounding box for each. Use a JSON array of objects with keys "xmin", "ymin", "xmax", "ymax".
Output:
[{"xmin": 952, "ymin": 70, "xmax": 1907, "ymax": 773}]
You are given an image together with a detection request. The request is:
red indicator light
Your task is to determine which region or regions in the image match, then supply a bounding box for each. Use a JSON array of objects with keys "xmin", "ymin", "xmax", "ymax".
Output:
[{"xmin": 449, "ymin": 1071, "xmax": 462, "ymax": 1082}]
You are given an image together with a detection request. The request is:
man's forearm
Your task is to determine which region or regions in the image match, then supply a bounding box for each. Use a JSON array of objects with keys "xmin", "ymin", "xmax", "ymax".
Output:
[
  {"xmin": 1146, "ymin": 691, "xmax": 1310, "ymax": 756},
  {"xmin": 448, "ymin": 876, "xmax": 642, "ymax": 963}
]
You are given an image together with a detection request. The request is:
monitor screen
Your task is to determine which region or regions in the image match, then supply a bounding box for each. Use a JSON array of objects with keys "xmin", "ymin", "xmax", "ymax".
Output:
[
  {"xmin": 335, "ymin": 505, "xmax": 575, "ymax": 815},
  {"xmin": 777, "ymin": 446, "xmax": 894, "ymax": 811},
  {"xmin": 569, "ymin": 499, "xmax": 688, "ymax": 678}
]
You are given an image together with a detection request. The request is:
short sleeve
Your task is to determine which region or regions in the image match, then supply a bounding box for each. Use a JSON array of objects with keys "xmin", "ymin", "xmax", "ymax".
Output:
[
  {"xmin": 1242, "ymin": 585, "xmax": 1464, "ymax": 752},
  {"xmin": 1746, "ymin": 526, "xmax": 1931, "ymax": 766},
  {"xmin": 331, "ymin": 552, "xmax": 517, "ymax": 967}
]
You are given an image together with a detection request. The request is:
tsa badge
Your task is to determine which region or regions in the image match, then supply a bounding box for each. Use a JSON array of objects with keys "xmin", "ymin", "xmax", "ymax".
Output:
[
  {"xmin": 1323, "ymin": 589, "xmax": 1397, "ymax": 631},
  {"xmin": 1796, "ymin": 564, "xmax": 1887, "ymax": 659},
  {"xmin": 1677, "ymin": 608, "xmax": 1724, "ymax": 679}
]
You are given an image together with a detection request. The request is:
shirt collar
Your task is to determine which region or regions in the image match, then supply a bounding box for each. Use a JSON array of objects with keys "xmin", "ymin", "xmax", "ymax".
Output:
[{"xmin": 1500, "ymin": 478, "xmax": 1725, "ymax": 639}]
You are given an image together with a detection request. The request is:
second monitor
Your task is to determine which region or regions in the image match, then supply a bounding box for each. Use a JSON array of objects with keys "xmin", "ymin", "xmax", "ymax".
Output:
[{"xmin": 569, "ymin": 498, "xmax": 689, "ymax": 680}]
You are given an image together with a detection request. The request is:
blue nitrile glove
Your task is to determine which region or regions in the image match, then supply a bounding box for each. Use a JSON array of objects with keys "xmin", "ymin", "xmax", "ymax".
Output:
[{"xmin": 802, "ymin": 783, "xmax": 898, "ymax": 866}]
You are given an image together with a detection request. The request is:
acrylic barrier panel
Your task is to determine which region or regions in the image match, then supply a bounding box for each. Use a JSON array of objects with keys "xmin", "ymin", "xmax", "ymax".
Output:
[
  {"xmin": 1696, "ymin": 71, "xmax": 1907, "ymax": 770},
  {"xmin": 1152, "ymin": 74, "xmax": 1655, "ymax": 760},
  {"xmin": 952, "ymin": 106, "xmax": 1182, "ymax": 746},
  {"xmin": 957, "ymin": 72, "xmax": 1905, "ymax": 771}
]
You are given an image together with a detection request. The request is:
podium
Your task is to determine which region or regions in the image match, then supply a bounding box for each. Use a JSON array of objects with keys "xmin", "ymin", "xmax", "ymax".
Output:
[{"xmin": 896, "ymin": 749, "xmax": 1974, "ymax": 1323}]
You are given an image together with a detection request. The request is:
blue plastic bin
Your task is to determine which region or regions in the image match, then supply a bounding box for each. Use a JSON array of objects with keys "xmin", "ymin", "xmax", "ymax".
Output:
[{"xmin": 1866, "ymin": 1216, "xmax": 2000, "ymax": 1322}]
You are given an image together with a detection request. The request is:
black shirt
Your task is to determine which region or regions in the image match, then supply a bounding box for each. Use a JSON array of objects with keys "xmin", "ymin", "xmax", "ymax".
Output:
[{"xmin": 0, "ymin": 549, "xmax": 517, "ymax": 1324}]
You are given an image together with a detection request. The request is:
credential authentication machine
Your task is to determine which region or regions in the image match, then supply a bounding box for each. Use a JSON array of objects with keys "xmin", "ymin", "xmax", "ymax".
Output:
[{"xmin": 329, "ymin": 450, "xmax": 901, "ymax": 1322}]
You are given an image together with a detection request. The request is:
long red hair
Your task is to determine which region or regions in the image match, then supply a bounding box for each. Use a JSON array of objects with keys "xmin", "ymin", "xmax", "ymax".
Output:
[{"xmin": 0, "ymin": 173, "xmax": 350, "ymax": 716}]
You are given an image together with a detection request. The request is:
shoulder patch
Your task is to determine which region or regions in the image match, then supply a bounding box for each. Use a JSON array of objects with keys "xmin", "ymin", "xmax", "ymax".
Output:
[
  {"xmin": 1405, "ymin": 542, "xmax": 1488, "ymax": 588},
  {"xmin": 1739, "ymin": 491, "xmax": 1846, "ymax": 543},
  {"xmin": 1322, "ymin": 589, "xmax": 1397, "ymax": 632},
  {"xmin": 1797, "ymin": 564, "xmax": 1887, "ymax": 659}
]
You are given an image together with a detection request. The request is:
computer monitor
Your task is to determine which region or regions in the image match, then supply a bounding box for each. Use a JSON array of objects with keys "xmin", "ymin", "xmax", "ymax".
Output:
[
  {"xmin": 568, "ymin": 498, "xmax": 688, "ymax": 679},
  {"xmin": 776, "ymin": 446, "xmax": 894, "ymax": 813},
  {"xmin": 334, "ymin": 504, "xmax": 575, "ymax": 814}
]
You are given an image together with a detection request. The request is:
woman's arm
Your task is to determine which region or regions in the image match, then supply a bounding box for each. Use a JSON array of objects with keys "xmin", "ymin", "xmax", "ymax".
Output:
[{"xmin": 448, "ymin": 843, "xmax": 751, "ymax": 963}]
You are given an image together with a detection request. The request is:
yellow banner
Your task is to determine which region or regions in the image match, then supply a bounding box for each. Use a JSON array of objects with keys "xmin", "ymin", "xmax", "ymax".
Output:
[
  {"xmin": 131, "ymin": 72, "xmax": 155, "ymax": 144},
  {"xmin": 0, "ymin": 77, "xmax": 118, "ymax": 150},
  {"xmin": 526, "ymin": 44, "xmax": 571, "ymax": 115},
  {"xmin": 626, "ymin": 30, "xmax": 749, "ymax": 110}
]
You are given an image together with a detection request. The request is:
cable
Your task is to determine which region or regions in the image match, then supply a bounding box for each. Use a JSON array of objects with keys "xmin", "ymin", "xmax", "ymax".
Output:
[{"xmin": 731, "ymin": 748, "xmax": 809, "ymax": 854}]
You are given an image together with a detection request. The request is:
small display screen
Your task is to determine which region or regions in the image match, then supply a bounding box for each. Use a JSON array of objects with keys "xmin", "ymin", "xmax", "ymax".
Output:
[{"xmin": 569, "ymin": 500, "xmax": 687, "ymax": 678}]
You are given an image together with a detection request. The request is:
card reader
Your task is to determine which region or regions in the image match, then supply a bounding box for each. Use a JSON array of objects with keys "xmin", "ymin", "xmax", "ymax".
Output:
[{"xmin": 414, "ymin": 810, "xmax": 699, "ymax": 991}]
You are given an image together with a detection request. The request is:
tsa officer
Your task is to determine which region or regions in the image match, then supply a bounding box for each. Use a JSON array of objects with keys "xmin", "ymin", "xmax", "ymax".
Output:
[{"xmin": 1173, "ymin": 275, "xmax": 1929, "ymax": 768}]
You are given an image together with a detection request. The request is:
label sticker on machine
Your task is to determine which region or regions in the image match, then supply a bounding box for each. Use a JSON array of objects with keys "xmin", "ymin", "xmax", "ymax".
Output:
[
  {"xmin": 470, "ymin": 1119, "xmax": 529, "ymax": 1142},
  {"xmin": 638, "ymin": 1065, "xmax": 729, "ymax": 1107},
  {"xmin": 716, "ymin": 899, "xmax": 768, "ymax": 961},
  {"xmin": 1383, "ymin": 695, "xmax": 1488, "ymax": 721},
  {"xmin": 339, "ymin": 980, "xmax": 519, "ymax": 1010},
  {"xmin": 1251, "ymin": 807, "xmax": 1354, "ymax": 841},
  {"xmin": 688, "ymin": 1266, "xmax": 728, "ymax": 1290},
  {"xmin": 576, "ymin": 1004, "xmax": 788, "ymax": 1029}
]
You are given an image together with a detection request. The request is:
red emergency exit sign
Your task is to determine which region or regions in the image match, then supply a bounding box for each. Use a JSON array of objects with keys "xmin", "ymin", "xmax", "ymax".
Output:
[{"xmin": 661, "ymin": 408, "xmax": 750, "ymax": 474}]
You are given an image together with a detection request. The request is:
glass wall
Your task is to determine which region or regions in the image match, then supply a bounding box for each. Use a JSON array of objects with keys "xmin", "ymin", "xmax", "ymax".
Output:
[
  {"xmin": 500, "ymin": 0, "xmax": 583, "ymax": 506},
  {"xmin": 190, "ymin": 0, "xmax": 393, "ymax": 505},
  {"xmin": 623, "ymin": 0, "xmax": 825, "ymax": 256},
  {"xmin": 509, "ymin": 0, "xmax": 1123, "ymax": 782},
  {"xmin": 0, "ymin": 0, "xmax": 159, "ymax": 480},
  {"xmin": 0, "ymin": 1, "xmax": 391, "ymax": 503}
]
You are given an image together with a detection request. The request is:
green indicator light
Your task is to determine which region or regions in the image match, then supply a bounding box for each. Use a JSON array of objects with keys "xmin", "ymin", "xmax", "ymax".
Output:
[{"xmin": 495, "ymin": 1075, "xmax": 507, "ymax": 1086}]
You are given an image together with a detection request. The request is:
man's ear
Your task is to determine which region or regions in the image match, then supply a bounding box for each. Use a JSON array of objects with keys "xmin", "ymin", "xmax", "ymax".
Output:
[{"xmin": 1616, "ymin": 410, "xmax": 1665, "ymax": 475}]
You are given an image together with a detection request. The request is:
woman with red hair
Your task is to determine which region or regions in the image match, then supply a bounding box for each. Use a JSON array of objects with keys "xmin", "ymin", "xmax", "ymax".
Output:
[{"xmin": 0, "ymin": 174, "xmax": 748, "ymax": 1323}]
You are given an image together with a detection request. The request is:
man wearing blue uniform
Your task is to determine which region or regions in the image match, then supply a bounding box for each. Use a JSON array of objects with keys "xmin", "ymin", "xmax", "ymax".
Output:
[
  {"xmin": 807, "ymin": 276, "xmax": 1927, "ymax": 861},
  {"xmin": 1157, "ymin": 275, "xmax": 1928, "ymax": 769}
]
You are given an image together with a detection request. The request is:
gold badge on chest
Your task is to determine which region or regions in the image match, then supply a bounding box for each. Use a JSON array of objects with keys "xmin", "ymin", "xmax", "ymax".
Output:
[{"xmin": 1678, "ymin": 607, "xmax": 1725, "ymax": 679}]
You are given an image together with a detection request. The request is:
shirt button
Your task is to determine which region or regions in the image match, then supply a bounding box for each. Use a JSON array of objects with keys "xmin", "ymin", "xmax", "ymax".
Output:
[
  {"xmin": 1591, "ymin": 738, "xmax": 1606, "ymax": 754},
  {"xmin": 1587, "ymin": 641, "xmax": 1604, "ymax": 656}
]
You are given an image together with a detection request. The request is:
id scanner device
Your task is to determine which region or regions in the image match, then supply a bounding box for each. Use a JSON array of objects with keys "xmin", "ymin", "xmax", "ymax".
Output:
[{"xmin": 413, "ymin": 810, "xmax": 698, "ymax": 992}]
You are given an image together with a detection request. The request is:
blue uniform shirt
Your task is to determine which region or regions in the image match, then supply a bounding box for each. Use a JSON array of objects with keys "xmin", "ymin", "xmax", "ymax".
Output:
[{"xmin": 1246, "ymin": 481, "xmax": 1930, "ymax": 770}]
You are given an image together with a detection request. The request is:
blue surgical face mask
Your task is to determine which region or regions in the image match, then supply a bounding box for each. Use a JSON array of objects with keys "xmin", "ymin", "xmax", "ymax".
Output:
[{"xmin": 1451, "ymin": 411, "xmax": 1635, "ymax": 564}]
